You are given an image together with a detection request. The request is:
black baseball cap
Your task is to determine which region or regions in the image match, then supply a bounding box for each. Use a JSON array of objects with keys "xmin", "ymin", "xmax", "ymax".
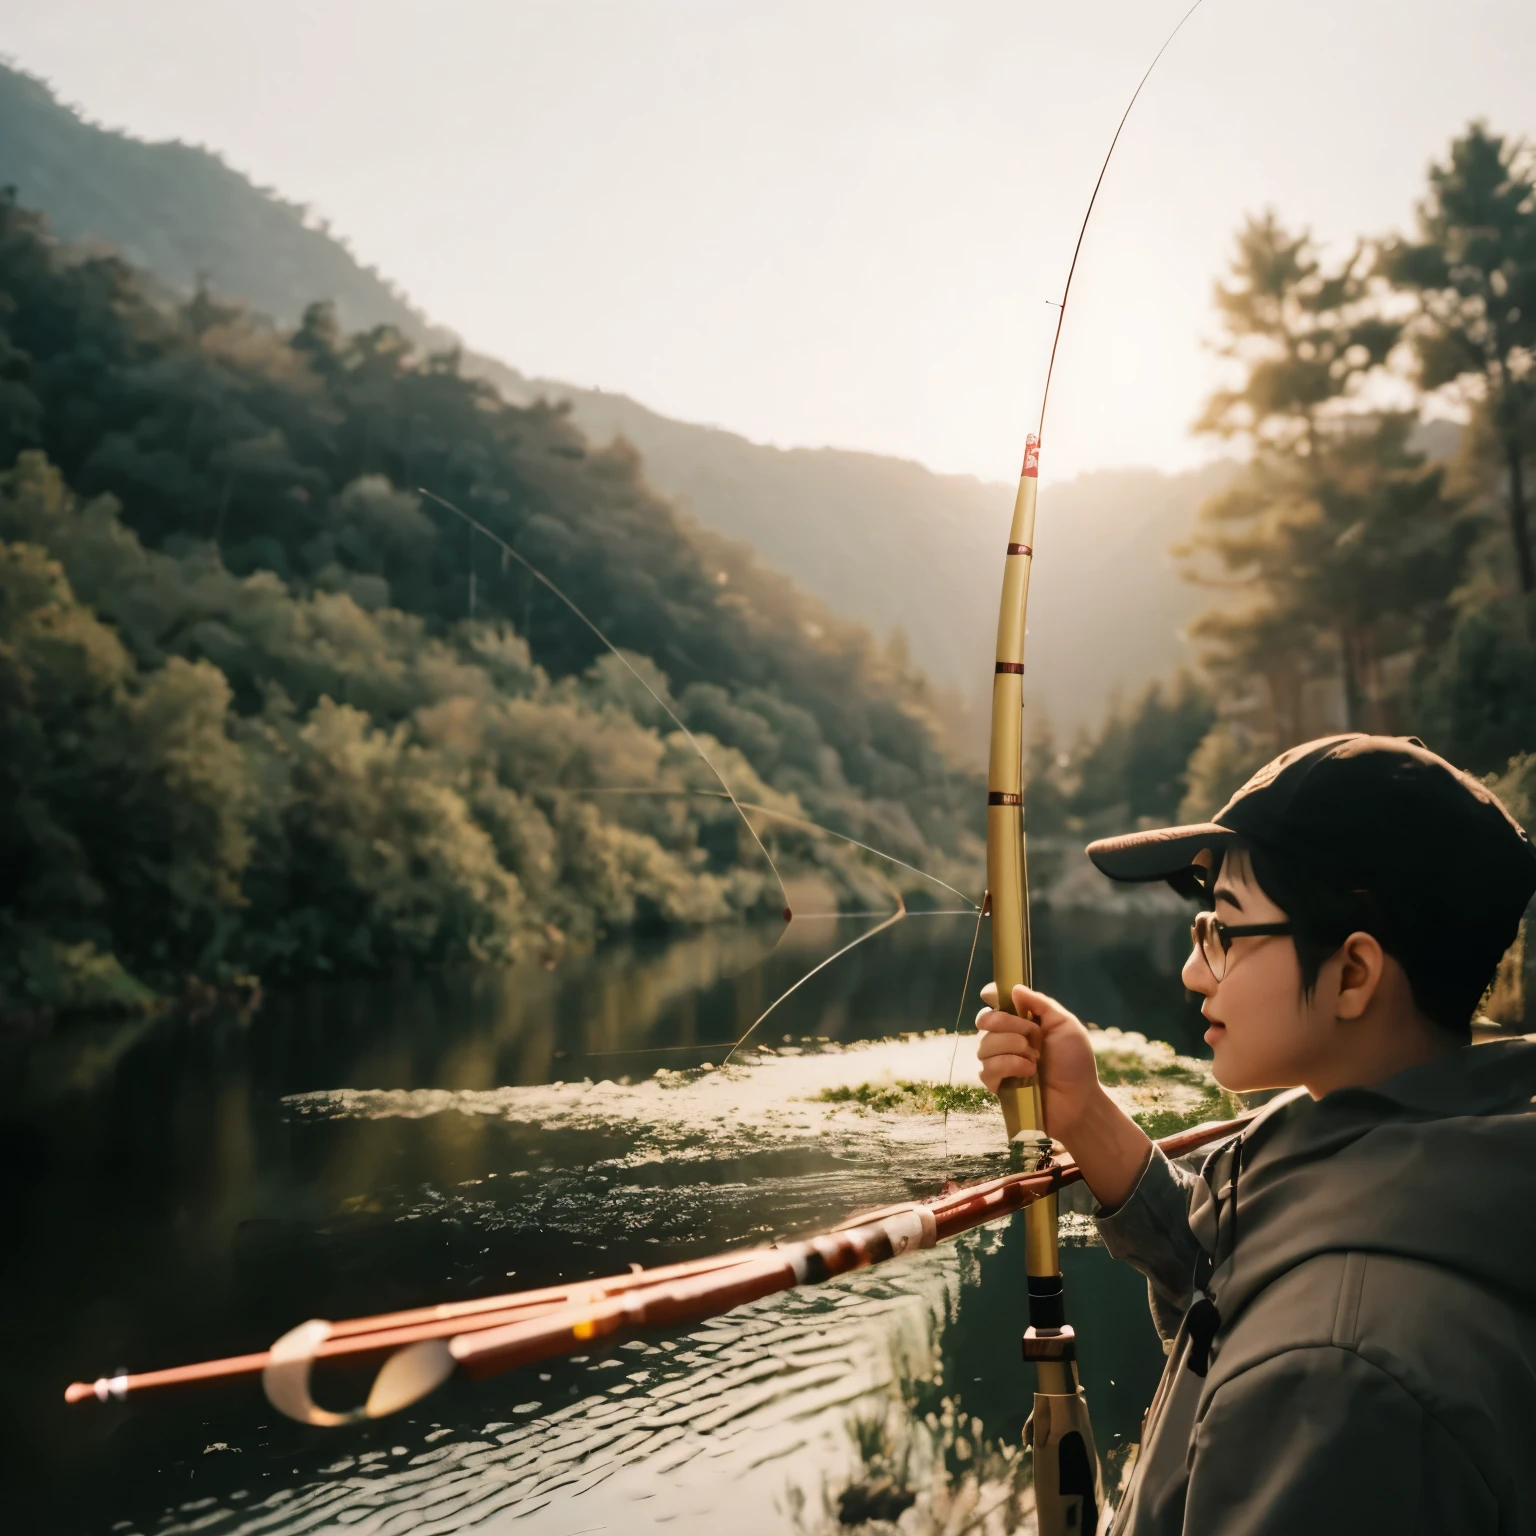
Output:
[{"xmin": 1086, "ymin": 735, "xmax": 1536, "ymax": 954}]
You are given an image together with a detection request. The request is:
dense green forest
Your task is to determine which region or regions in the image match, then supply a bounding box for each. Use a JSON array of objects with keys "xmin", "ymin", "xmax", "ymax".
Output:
[
  {"xmin": 0, "ymin": 189, "xmax": 980, "ymax": 1020},
  {"xmin": 1028, "ymin": 122, "xmax": 1536, "ymax": 850}
]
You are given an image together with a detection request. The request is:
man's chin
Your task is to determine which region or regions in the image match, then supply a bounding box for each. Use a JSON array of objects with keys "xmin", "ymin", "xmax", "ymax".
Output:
[{"xmin": 1205, "ymin": 1031, "xmax": 1251, "ymax": 1095}]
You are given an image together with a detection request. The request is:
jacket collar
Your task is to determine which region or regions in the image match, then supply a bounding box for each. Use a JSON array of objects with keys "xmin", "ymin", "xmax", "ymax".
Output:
[
  {"xmin": 1191, "ymin": 1039, "xmax": 1536, "ymax": 1263},
  {"xmin": 1311, "ymin": 1034, "xmax": 1536, "ymax": 1120},
  {"xmin": 1231, "ymin": 1037, "xmax": 1536, "ymax": 1157}
]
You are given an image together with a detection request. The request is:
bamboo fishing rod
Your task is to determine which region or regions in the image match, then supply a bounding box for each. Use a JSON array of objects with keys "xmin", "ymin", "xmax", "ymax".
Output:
[
  {"xmin": 63, "ymin": 1114, "xmax": 1247, "ymax": 1424},
  {"xmin": 986, "ymin": 5, "xmax": 1208, "ymax": 1532}
]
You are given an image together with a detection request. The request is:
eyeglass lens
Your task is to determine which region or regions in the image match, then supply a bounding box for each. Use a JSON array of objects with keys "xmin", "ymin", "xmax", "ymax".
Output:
[{"xmin": 1194, "ymin": 913, "xmax": 1226, "ymax": 979}]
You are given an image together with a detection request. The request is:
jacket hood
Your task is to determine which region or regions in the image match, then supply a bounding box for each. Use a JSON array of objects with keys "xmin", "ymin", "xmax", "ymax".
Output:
[{"xmin": 1191, "ymin": 1037, "xmax": 1536, "ymax": 1327}]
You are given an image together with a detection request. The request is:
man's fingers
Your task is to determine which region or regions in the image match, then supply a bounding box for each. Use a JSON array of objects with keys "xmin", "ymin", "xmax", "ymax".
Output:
[
  {"xmin": 976, "ymin": 1029, "xmax": 1038, "ymax": 1063},
  {"xmin": 975, "ymin": 1006, "xmax": 1041, "ymax": 1041},
  {"xmin": 1009, "ymin": 983, "xmax": 1076, "ymax": 1030},
  {"xmin": 979, "ymin": 1055, "xmax": 1037, "ymax": 1090},
  {"xmin": 977, "ymin": 982, "xmax": 1075, "ymax": 1033}
]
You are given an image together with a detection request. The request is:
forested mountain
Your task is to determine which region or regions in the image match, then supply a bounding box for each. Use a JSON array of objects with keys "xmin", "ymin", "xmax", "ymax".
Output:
[
  {"xmin": 0, "ymin": 59, "xmax": 1212, "ymax": 730},
  {"xmin": 0, "ymin": 190, "xmax": 979, "ymax": 1019},
  {"xmin": 0, "ymin": 60, "xmax": 430, "ymax": 340},
  {"xmin": 472, "ymin": 371, "xmax": 1234, "ymax": 733}
]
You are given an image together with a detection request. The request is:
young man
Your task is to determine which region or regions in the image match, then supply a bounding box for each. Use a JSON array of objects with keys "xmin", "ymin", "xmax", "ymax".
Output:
[{"xmin": 975, "ymin": 734, "xmax": 1536, "ymax": 1535}]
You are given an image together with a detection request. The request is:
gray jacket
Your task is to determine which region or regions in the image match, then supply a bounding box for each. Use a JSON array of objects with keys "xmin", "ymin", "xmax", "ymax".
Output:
[{"xmin": 1097, "ymin": 1037, "xmax": 1536, "ymax": 1535}]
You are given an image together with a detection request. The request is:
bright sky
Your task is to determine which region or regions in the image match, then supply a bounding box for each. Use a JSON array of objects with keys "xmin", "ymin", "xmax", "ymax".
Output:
[{"xmin": 7, "ymin": 0, "xmax": 1534, "ymax": 484}]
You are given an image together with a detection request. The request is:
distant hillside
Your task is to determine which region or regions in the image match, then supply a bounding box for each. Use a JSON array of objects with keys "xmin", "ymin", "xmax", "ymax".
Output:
[
  {"xmin": 479, "ymin": 360, "xmax": 1235, "ymax": 734},
  {"xmin": 0, "ymin": 58, "xmax": 1220, "ymax": 731},
  {"xmin": 0, "ymin": 59, "xmax": 432, "ymax": 339}
]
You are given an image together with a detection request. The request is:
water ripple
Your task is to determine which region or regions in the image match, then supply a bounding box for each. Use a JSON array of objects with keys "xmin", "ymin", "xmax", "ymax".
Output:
[{"xmin": 148, "ymin": 1250, "xmax": 962, "ymax": 1536}]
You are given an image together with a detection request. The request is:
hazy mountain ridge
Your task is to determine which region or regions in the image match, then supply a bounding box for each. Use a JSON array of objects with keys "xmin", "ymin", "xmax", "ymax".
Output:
[
  {"xmin": 0, "ymin": 59, "xmax": 1221, "ymax": 730},
  {"xmin": 478, "ymin": 364, "xmax": 1235, "ymax": 732},
  {"xmin": 0, "ymin": 59, "xmax": 431, "ymax": 339}
]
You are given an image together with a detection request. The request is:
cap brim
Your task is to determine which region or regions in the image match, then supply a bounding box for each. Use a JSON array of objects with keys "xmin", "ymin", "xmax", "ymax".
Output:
[{"xmin": 1085, "ymin": 823, "xmax": 1237, "ymax": 884}]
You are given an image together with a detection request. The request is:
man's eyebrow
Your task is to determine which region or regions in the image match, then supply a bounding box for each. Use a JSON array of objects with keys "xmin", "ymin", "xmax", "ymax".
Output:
[{"xmin": 1212, "ymin": 883, "xmax": 1243, "ymax": 909}]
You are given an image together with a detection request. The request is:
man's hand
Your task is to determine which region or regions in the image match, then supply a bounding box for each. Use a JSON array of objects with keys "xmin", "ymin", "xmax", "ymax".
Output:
[
  {"xmin": 975, "ymin": 981, "xmax": 1102, "ymax": 1142},
  {"xmin": 976, "ymin": 981, "xmax": 1152, "ymax": 1206}
]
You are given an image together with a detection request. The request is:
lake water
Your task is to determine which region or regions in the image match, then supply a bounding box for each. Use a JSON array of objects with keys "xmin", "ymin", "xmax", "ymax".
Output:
[{"xmin": 3, "ymin": 902, "xmax": 1209, "ymax": 1534}]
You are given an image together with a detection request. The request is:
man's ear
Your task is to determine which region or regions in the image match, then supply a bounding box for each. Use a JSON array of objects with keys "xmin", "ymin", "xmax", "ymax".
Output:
[{"xmin": 1334, "ymin": 931, "xmax": 1387, "ymax": 1021}]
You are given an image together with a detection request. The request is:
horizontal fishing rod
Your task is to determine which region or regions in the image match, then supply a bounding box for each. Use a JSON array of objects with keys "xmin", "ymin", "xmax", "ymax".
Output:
[{"xmin": 64, "ymin": 1113, "xmax": 1249, "ymax": 1425}]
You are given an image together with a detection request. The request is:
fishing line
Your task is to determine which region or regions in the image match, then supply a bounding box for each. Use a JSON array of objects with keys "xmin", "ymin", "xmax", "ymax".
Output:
[
  {"xmin": 562, "ymin": 786, "xmax": 980, "ymax": 910},
  {"xmin": 719, "ymin": 897, "xmax": 908, "ymax": 1066},
  {"xmin": 574, "ymin": 1041, "xmax": 769, "ymax": 1058},
  {"xmin": 942, "ymin": 903, "xmax": 987, "ymax": 1180},
  {"xmin": 735, "ymin": 799, "xmax": 980, "ymax": 911},
  {"xmin": 792, "ymin": 909, "xmax": 976, "ymax": 918},
  {"xmin": 419, "ymin": 497, "xmax": 969, "ymax": 1070},
  {"xmin": 536, "ymin": 787, "xmax": 980, "ymax": 1060},
  {"xmin": 419, "ymin": 487, "xmax": 793, "ymax": 917},
  {"xmin": 572, "ymin": 910, "xmax": 980, "ymax": 1059},
  {"xmin": 1036, "ymin": 0, "xmax": 1208, "ymax": 444}
]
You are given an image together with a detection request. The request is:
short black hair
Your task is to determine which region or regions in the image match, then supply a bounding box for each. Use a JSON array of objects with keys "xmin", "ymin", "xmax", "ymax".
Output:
[
  {"xmin": 1215, "ymin": 839, "xmax": 1488, "ymax": 1041},
  {"xmin": 1092, "ymin": 738, "xmax": 1536, "ymax": 1032}
]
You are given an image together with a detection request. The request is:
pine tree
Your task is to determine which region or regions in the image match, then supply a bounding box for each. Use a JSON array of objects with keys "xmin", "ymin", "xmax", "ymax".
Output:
[
  {"xmin": 1385, "ymin": 124, "xmax": 1536, "ymax": 592},
  {"xmin": 1183, "ymin": 215, "xmax": 1471, "ymax": 738}
]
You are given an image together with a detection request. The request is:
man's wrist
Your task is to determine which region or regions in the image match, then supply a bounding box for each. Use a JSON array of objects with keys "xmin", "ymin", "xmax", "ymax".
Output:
[
  {"xmin": 1058, "ymin": 1086, "xmax": 1153, "ymax": 1210},
  {"xmin": 1054, "ymin": 1083, "xmax": 1117, "ymax": 1150}
]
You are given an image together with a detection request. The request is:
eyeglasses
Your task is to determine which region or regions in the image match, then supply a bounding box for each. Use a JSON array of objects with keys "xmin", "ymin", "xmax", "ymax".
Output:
[{"xmin": 1191, "ymin": 911, "xmax": 1295, "ymax": 980}]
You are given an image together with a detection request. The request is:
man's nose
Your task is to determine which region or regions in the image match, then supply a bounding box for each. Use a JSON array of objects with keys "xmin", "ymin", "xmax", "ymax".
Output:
[{"xmin": 1181, "ymin": 946, "xmax": 1215, "ymax": 995}]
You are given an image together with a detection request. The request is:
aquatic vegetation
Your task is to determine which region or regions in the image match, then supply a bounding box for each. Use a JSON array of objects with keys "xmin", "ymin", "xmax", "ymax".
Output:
[
  {"xmin": 283, "ymin": 1031, "xmax": 1020, "ymax": 1180},
  {"xmin": 815, "ymin": 1080, "xmax": 995, "ymax": 1116},
  {"xmin": 1087, "ymin": 1029, "xmax": 1239, "ymax": 1136},
  {"xmin": 1132, "ymin": 1092, "xmax": 1244, "ymax": 1139},
  {"xmin": 808, "ymin": 1037, "xmax": 1238, "ymax": 1143},
  {"xmin": 283, "ymin": 1027, "xmax": 1231, "ymax": 1219},
  {"xmin": 1092, "ymin": 1048, "xmax": 1202, "ymax": 1087}
]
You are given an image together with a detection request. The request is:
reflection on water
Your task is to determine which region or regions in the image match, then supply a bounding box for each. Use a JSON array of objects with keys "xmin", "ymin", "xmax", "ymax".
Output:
[{"xmin": 2, "ymin": 902, "xmax": 1203, "ymax": 1532}]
